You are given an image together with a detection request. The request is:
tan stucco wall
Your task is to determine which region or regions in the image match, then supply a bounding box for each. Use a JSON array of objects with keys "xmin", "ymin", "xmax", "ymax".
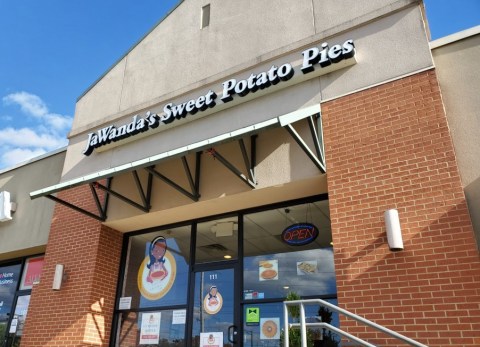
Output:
[
  {"xmin": 62, "ymin": 1, "xmax": 433, "ymax": 183},
  {"xmin": 0, "ymin": 150, "xmax": 66, "ymax": 260},
  {"xmin": 432, "ymin": 29, "xmax": 480, "ymax": 246}
]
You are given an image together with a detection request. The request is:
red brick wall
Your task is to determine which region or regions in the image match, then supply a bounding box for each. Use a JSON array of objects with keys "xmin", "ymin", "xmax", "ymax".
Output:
[
  {"xmin": 21, "ymin": 185, "xmax": 123, "ymax": 347},
  {"xmin": 323, "ymin": 70, "xmax": 480, "ymax": 346}
]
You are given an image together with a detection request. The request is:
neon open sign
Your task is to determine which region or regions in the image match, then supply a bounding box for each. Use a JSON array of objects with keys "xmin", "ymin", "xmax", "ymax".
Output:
[{"xmin": 281, "ymin": 223, "xmax": 319, "ymax": 246}]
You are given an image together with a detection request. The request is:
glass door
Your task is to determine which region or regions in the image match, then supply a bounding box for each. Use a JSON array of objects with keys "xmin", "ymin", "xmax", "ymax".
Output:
[{"xmin": 191, "ymin": 268, "xmax": 239, "ymax": 347}]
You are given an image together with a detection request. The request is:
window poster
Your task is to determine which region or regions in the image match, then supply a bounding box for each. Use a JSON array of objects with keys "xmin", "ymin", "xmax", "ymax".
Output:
[
  {"xmin": 260, "ymin": 318, "xmax": 280, "ymax": 340},
  {"xmin": 20, "ymin": 256, "xmax": 44, "ymax": 290},
  {"xmin": 259, "ymin": 260, "xmax": 278, "ymax": 281},
  {"xmin": 139, "ymin": 312, "xmax": 161, "ymax": 345},
  {"xmin": 137, "ymin": 236, "xmax": 178, "ymax": 301},
  {"xmin": 200, "ymin": 332, "xmax": 224, "ymax": 347}
]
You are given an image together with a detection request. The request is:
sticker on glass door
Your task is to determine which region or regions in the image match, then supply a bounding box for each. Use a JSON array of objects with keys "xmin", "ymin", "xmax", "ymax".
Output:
[
  {"xmin": 203, "ymin": 285, "xmax": 223, "ymax": 315},
  {"xmin": 200, "ymin": 332, "xmax": 224, "ymax": 347}
]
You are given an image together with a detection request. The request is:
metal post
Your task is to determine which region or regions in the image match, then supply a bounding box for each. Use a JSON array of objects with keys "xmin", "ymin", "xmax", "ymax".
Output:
[
  {"xmin": 300, "ymin": 303, "xmax": 307, "ymax": 347},
  {"xmin": 284, "ymin": 303, "xmax": 289, "ymax": 347}
]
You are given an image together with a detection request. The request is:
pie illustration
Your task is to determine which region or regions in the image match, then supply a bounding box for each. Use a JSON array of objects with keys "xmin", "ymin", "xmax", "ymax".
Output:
[
  {"xmin": 260, "ymin": 269, "xmax": 277, "ymax": 280},
  {"xmin": 262, "ymin": 262, "xmax": 273, "ymax": 268},
  {"xmin": 262, "ymin": 320, "xmax": 278, "ymax": 338}
]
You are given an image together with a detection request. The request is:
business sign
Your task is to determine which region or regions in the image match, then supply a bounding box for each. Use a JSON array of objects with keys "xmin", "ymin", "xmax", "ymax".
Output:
[
  {"xmin": 83, "ymin": 39, "xmax": 356, "ymax": 156},
  {"xmin": 281, "ymin": 223, "xmax": 319, "ymax": 246}
]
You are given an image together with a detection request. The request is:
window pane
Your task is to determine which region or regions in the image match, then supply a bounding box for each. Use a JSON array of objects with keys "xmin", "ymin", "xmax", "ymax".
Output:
[
  {"xmin": 195, "ymin": 217, "xmax": 238, "ymax": 263},
  {"xmin": 0, "ymin": 263, "xmax": 22, "ymax": 321},
  {"xmin": 123, "ymin": 226, "xmax": 191, "ymax": 309},
  {"xmin": 243, "ymin": 299, "xmax": 340, "ymax": 347},
  {"xmin": 117, "ymin": 309, "xmax": 186, "ymax": 347},
  {"xmin": 243, "ymin": 201, "xmax": 336, "ymax": 300}
]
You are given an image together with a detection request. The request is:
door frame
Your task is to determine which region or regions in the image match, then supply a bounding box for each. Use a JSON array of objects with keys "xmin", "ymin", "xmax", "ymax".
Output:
[
  {"xmin": 188, "ymin": 262, "xmax": 242, "ymax": 347},
  {"xmin": 186, "ymin": 214, "xmax": 244, "ymax": 347}
]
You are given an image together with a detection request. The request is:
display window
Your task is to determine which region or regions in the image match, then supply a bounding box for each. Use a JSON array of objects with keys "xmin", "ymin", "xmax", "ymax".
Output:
[
  {"xmin": 243, "ymin": 200, "xmax": 336, "ymax": 300},
  {"xmin": 1, "ymin": 255, "xmax": 44, "ymax": 347},
  {"xmin": 243, "ymin": 299, "xmax": 339, "ymax": 347},
  {"xmin": 114, "ymin": 196, "xmax": 337, "ymax": 347},
  {"xmin": 0, "ymin": 263, "xmax": 22, "ymax": 341},
  {"xmin": 122, "ymin": 226, "xmax": 192, "ymax": 309}
]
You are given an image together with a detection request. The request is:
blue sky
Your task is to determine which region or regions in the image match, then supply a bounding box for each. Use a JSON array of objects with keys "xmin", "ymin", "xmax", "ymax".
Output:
[{"xmin": 0, "ymin": 0, "xmax": 479, "ymax": 170}]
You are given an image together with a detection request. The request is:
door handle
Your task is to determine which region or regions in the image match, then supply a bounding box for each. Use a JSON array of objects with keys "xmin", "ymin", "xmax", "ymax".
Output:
[{"xmin": 227, "ymin": 325, "xmax": 238, "ymax": 343}]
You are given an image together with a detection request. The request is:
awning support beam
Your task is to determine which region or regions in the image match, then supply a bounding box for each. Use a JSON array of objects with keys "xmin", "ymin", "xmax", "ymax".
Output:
[
  {"xmin": 284, "ymin": 115, "xmax": 326, "ymax": 173},
  {"xmin": 238, "ymin": 136, "xmax": 257, "ymax": 184},
  {"xmin": 94, "ymin": 181, "xmax": 150, "ymax": 213},
  {"xmin": 206, "ymin": 138, "xmax": 256, "ymax": 189},
  {"xmin": 132, "ymin": 170, "xmax": 151, "ymax": 210},
  {"xmin": 45, "ymin": 194, "xmax": 106, "ymax": 222},
  {"xmin": 89, "ymin": 183, "xmax": 107, "ymax": 220},
  {"xmin": 145, "ymin": 155, "xmax": 201, "ymax": 202}
]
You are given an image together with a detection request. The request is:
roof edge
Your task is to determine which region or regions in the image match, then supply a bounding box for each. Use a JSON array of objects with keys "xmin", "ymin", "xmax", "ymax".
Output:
[{"xmin": 430, "ymin": 25, "xmax": 480, "ymax": 50}]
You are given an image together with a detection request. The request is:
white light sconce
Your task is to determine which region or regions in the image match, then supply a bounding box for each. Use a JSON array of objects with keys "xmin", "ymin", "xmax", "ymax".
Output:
[
  {"xmin": 384, "ymin": 209, "xmax": 404, "ymax": 251},
  {"xmin": 0, "ymin": 191, "xmax": 15, "ymax": 222},
  {"xmin": 52, "ymin": 264, "xmax": 66, "ymax": 290}
]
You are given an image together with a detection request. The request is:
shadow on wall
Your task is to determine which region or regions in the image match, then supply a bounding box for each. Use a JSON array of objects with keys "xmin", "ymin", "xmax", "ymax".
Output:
[{"xmin": 464, "ymin": 175, "xmax": 480, "ymax": 250}]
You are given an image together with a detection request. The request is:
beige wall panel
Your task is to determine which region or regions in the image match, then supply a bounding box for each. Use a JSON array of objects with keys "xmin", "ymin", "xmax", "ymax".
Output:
[
  {"xmin": 118, "ymin": 0, "xmax": 315, "ymax": 112},
  {"xmin": 72, "ymin": 0, "xmax": 427, "ymax": 134},
  {"xmin": 106, "ymin": 176, "xmax": 327, "ymax": 233},
  {"xmin": 319, "ymin": 6, "xmax": 432, "ymax": 100},
  {"xmin": 432, "ymin": 33, "xmax": 480, "ymax": 245},
  {"xmin": 0, "ymin": 151, "xmax": 65, "ymax": 259},
  {"xmin": 73, "ymin": 58, "xmax": 127, "ymax": 130},
  {"xmin": 313, "ymin": 0, "xmax": 402, "ymax": 33}
]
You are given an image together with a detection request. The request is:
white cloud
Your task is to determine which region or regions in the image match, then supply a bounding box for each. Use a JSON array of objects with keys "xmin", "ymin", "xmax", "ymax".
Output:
[
  {"xmin": 2, "ymin": 91, "xmax": 72, "ymax": 131},
  {"xmin": 3, "ymin": 91, "xmax": 48, "ymax": 117},
  {"xmin": 1, "ymin": 148, "xmax": 47, "ymax": 168},
  {"xmin": 0, "ymin": 127, "xmax": 67, "ymax": 149},
  {"xmin": 0, "ymin": 91, "xmax": 71, "ymax": 169}
]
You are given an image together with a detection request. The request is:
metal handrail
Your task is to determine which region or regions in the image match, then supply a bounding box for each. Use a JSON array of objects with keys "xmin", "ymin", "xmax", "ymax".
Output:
[{"xmin": 283, "ymin": 299, "xmax": 429, "ymax": 347}]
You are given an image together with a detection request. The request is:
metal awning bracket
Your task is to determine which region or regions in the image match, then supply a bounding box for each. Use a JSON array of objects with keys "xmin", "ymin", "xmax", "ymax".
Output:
[
  {"xmin": 206, "ymin": 135, "xmax": 257, "ymax": 189},
  {"xmin": 145, "ymin": 152, "xmax": 201, "ymax": 202},
  {"xmin": 284, "ymin": 113, "xmax": 326, "ymax": 174}
]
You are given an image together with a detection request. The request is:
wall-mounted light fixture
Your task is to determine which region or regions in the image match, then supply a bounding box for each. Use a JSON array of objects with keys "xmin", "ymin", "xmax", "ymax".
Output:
[
  {"xmin": 52, "ymin": 264, "xmax": 66, "ymax": 290},
  {"xmin": 384, "ymin": 209, "xmax": 404, "ymax": 251},
  {"xmin": 0, "ymin": 191, "xmax": 16, "ymax": 222}
]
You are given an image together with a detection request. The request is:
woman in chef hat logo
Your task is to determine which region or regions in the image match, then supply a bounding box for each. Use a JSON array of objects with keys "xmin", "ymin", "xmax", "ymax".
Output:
[{"xmin": 138, "ymin": 236, "xmax": 176, "ymax": 300}]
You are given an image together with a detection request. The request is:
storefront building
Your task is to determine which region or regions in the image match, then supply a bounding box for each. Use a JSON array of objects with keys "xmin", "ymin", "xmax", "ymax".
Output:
[
  {"xmin": 0, "ymin": 149, "xmax": 66, "ymax": 347},
  {"xmin": 10, "ymin": 1, "xmax": 480, "ymax": 346}
]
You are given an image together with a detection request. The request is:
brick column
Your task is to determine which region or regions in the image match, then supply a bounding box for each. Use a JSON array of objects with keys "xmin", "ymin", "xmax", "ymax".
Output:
[
  {"xmin": 323, "ymin": 70, "xmax": 480, "ymax": 346},
  {"xmin": 21, "ymin": 186, "xmax": 123, "ymax": 347}
]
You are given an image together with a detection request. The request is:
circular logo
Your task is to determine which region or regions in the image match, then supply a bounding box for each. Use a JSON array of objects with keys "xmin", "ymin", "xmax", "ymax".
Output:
[
  {"xmin": 137, "ymin": 251, "xmax": 176, "ymax": 300},
  {"xmin": 203, "ymin": 291, "xmax": 223, "ymax": 315}
]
